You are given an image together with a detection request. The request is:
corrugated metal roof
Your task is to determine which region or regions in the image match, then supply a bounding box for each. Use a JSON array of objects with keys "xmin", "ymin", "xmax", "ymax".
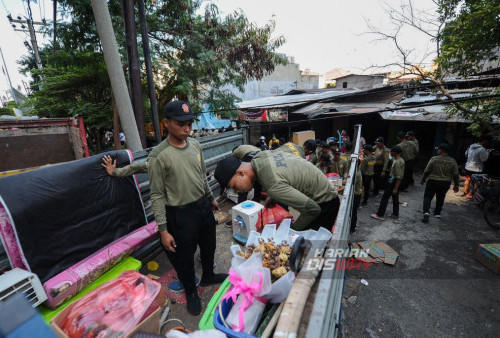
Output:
[
  {"xmin": 379, "ymin": 106, "xmax": 499, "ymax": 123},
  {"xmin": 379, "ymin": 110, "xmax": 470, "ymax": 122},
  {"xmin": 291, "ymin": 102, "xmax": 394, "ymax": 118},
  {"xmin": 399, "ymin": 93, "xmax": 473, "ymax": 104},
  {"xmin": 236, "ymin": 89, "xmax": 361, "ymax": 109}
]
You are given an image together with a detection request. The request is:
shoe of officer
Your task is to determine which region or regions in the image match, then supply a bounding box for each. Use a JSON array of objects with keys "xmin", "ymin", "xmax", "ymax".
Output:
[
  {"xmin": 186, "ymin": 290, "xmax": 201, "ymax": 316},
  {"xmin": 422, "ymin": 213, "xmax": 430, "ymax": 223},
  {"xmin": 168, "ymin": 277, "xmax": 200, "ymax": 293},
  {"xmin": 200, "ymin": 273, "xmax": 229, "ymax": 287}
]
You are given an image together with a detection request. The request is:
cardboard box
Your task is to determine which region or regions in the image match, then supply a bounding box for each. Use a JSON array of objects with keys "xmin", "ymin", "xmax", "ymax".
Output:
[
  {"xmin": 358, "ymin": 239, "xmax": 399, "ymax": 265},
  {"xmin": 475, "ymin": 243, "xmax": 500, "ymax": 274},
  {"xmin": 292, "ymin": 130, "xmax": 315, "ymax": 147},
  {"xmin": 50, "ymin": 302, "xmax": 160, "ymax": 337}
]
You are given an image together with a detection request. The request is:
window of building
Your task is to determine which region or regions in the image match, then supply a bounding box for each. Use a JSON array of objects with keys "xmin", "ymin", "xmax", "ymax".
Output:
[{"xmin": 342, "ymin": 82, "xmax": 347, "ymax": 88}]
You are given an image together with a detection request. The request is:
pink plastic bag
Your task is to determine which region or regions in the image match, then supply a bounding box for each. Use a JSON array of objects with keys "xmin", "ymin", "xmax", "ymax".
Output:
[{"xmin": 61, "ymin": 270, "xmax": 161, "ymax": 337}]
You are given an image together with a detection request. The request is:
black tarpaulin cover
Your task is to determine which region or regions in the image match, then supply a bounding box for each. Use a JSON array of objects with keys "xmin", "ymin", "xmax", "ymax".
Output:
[{"xmin": 0, "ymin": 150, "xmax": 146, "ymax": 282}]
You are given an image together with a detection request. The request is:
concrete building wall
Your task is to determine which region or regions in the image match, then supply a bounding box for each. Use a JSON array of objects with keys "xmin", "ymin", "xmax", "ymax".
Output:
[
  {"xmin": 336, "ymin": 75, "xmax": 385, "ymax": 90},
  {"xmin": 224, "ymin": 57, "xmax": 321, "ymax": 101},
  {"xmin": 299, "ymin": 74, "xmax": 321, "ymax": 90}
]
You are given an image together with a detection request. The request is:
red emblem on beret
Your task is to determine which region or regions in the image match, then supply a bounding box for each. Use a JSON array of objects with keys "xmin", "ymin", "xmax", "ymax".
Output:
[{"xmin": 182, "ymin": 104, "xmax": 190, "ymax": 113}]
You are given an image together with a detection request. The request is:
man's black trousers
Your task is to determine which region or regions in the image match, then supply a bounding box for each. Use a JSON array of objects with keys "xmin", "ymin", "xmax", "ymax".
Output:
[
  {"xmin": 376, "ymin": 179, "xmax": 399, "ymax": 217},
  {"xmin": 362, "ymin": 174, "xmax": 373, "ymax": 204},
  {"xmin": 373, "ymin": 164, "xmax": 385, "ymax": 195},
  {"xmin": 311, "ymin": 196, "xmax": 340, "ymax": 231},
  {"xmin": 165, "ymin": 197, "xmax": 216, "ymax": 292},
  {"xmin": 400, "ymin": 159, "xmax": 414, "ymax": 190},
  {"xmin": 423, "ymin": 179, "xmax": 451, "ymax": 215}
]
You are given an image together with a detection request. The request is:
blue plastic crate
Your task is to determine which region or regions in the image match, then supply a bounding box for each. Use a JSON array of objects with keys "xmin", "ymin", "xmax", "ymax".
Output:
[{"xmin": 213, "ymin": 297, "xmax": 257, "ymax": 338}]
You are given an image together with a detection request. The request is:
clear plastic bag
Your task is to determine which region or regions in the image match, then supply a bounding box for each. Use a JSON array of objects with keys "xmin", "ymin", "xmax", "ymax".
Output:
[{"xmin": 61, "ymin": 270, "xmax": 161, "ymax": 337}]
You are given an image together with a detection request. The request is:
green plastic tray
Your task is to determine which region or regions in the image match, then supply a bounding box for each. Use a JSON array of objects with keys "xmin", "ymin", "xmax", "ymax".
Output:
[
  {"xmin": 37, "ymin": 256, "xmax": 142, "ymax": 323},
  {"xmin": 198, "ymin": 278, "xmax": 231, "ymax": 330}
]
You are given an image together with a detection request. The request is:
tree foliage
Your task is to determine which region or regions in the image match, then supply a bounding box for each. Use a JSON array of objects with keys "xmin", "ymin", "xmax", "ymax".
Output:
[
  {"xmin": 146, "ymin": 0, "xmax": 286, "ymax": 115},
  {"xmin": 24, "ymin": 51, "xmax": 113, "ymax": 153},
  {"xmin": 368, "ymin": 0, "xmax": 500, "ymax": 137},
  {"xmin": 438, "ymin": 0, "xmax": 500, "ymax": 77},
  {"xmin": 437, "ymin": 0, "xmax": 500, "ymax": 136},
  {"xmin": 21, "ymin": 0, "xmax": 285, "ymax": 152}
]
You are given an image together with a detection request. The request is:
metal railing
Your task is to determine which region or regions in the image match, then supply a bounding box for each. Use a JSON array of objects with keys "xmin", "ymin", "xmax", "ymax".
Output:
[{"xmin": 305, "ymin": 124, "xmax": 362, "ymax": 337}]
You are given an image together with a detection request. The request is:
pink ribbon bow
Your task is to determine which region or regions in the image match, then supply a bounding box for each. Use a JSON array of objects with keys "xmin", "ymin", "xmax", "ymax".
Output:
[{"xmin": 223, "ymin": 269, "xmax": 268, "ymax": 332}]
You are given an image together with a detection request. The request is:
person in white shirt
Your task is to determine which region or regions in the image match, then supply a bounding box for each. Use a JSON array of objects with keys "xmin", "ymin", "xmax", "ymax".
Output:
[{"xmin": 463, "ymin": 135, "xmax": 490, "ymax": 199}]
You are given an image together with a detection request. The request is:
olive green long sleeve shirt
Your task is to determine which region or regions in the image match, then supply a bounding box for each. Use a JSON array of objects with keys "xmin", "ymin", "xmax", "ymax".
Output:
[
  {"xmin": 112, "ymin": 161, "xmax": 148, "ymax": 177},
  {"xmin": 390, "ymin": 157, "xmax": 405, "ymax": 180},
  {"xmin": 422, "ymin": 155, "xmax": 459, "ymax": 186},
  {"xmin": 397, "ymin": 140, "xmax": 418, "ymax": 161},
  {"xmin": 373, "ymin": 146, "xmax": 390, "ymax": 171},
  {"xmin": 251, "ymin": 151, "xmax": 337, "ymax": 231},
  {"xmin": 360, "ymin": 155, "xmax": 377, "ymax": 176},
  {"xmin": 149, "ymin": 138, "xmax": 213, "ymax": 232},
  {"xmin": 330, "ymin": 159, "xmax": 349, "ymax": 179}
]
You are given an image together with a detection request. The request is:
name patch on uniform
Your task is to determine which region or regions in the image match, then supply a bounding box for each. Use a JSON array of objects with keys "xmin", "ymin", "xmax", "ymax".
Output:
[{"xmin": 273, "ymin": 152, "xmax": 287, "ymax": 168}]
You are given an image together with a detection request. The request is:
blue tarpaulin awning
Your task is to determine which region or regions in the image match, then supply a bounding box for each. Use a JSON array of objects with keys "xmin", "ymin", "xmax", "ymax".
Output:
[{"xmin": 193, "ymin": 111, "xmax": 233, "ymax": 130}]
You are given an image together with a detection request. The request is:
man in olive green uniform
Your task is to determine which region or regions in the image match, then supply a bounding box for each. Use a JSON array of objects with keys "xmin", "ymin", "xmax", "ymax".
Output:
[
  {"xmin": 231, "ymin": 143, "xmax": 304, "ymax": 203},
  {"xmin": 279, "ymin": 142, "xmax": 306, "ymax": 158},
  {"xmin": 341, "ymin": 141, "xmax": 354, "ymax": 172},
  {"xmin": 406, "ymin": 131, "xmax": 419, "ymax": 186},
  {"xmin": 406, "ymin": 131, "xmax": 419, "ymax": 153},
  {"xmin": 372, "ymin": 137, "xmax": 389, "ymax": 196},
  {"xmin": 149, "ymin": 100, "xmax": 227, "ymax": 315},
  {"xmin": 321, "ymin": 142, "xmax": 334, "ymax": 162},
  {"xmin": 371, "ymin": 146, "xmax": 405, "ymax": 220},
  {"xmin": 397, "ymin": 131, "xmax": 418, "ymax": 191},
  {"xmin": 316, "ymin": 153, "xmax": 332, "ymax": 174},
  {"xmin": 232, "ymin": 144, "xmax": 261, "ymax": 161},
  {"xmin": 215, "ymin": 151, "xmax": 340, "ymax": 231},
  {"xmin": 303, "ymin": 139, "xmax": 318, "ymax": 165},
  {"xmin": 315, "ymin": 139, "xmax": 323, "ymax": 160},
  {"xmin": 421, "ymin": 143, "xmax": 459, "ymax": 223},
  {"xmin": 330, "ymin": 151, "xmax": 348, "ymax": 181},
  {"xmin": 360, "ymin": 145, "xmax": 377, "ymax": 206}
]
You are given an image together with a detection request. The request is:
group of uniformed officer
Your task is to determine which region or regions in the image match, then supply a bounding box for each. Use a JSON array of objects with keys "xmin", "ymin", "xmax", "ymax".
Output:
[{"xmin": 102, "ymin": 99, "xmax": 466, "ymax": 318}]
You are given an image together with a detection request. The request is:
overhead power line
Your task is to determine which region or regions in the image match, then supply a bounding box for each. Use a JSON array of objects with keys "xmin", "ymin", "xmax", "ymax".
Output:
[{"xmin": 0, "ymin": 0, "xmax": 8, "ymax": 13}]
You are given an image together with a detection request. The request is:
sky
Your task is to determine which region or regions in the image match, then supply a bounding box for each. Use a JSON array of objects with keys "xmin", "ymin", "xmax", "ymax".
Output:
[{"xmin": 0, "ymin": 0, "xmax": 439, "ymax": 96}]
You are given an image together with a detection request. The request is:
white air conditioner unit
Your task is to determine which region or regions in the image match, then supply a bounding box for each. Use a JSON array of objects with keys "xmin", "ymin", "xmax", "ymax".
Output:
[{"xmin": 0, "ymin": 268, "xmax": 47, "ymax": 307}]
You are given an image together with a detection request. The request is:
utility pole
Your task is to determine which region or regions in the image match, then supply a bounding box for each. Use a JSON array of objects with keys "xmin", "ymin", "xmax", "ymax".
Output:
[
  {"xmin": 27, "ymin": 19, "xmax": 43, "ymax": 69},
  {"xmin": 0, "ymin": 46, "xmax": 19, "ymax": 105},
  {"xmin": 90, "ymin": 0, "xmax": 143, "ymax": 152},
  {"xmin": 7, "ymin": 15, "xmax": 44, "ymax": 69},
  {"xmin": 137, "ymin": 0, "xmax": 161, "ymax": 144},
  {"xmin": 122, "ymin": 0, "xmax": 146, "ymax": 148},
  {"xmin": 53, "ymin": 0, "xmax": 57, "ymax": 52}
]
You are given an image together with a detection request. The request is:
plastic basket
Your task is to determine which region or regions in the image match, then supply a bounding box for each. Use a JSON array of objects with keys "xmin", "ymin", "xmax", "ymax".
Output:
[
  {"xmin": 213, "ymin": 297, "xmax": 257, "ymax": 338},
  {"xmin": 37, "ymin": 257, "xmax": 142, "ymax": 323},
  {"xmin": 198, "ymin": 278, "xmax": 231, "ymax": 330}
]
